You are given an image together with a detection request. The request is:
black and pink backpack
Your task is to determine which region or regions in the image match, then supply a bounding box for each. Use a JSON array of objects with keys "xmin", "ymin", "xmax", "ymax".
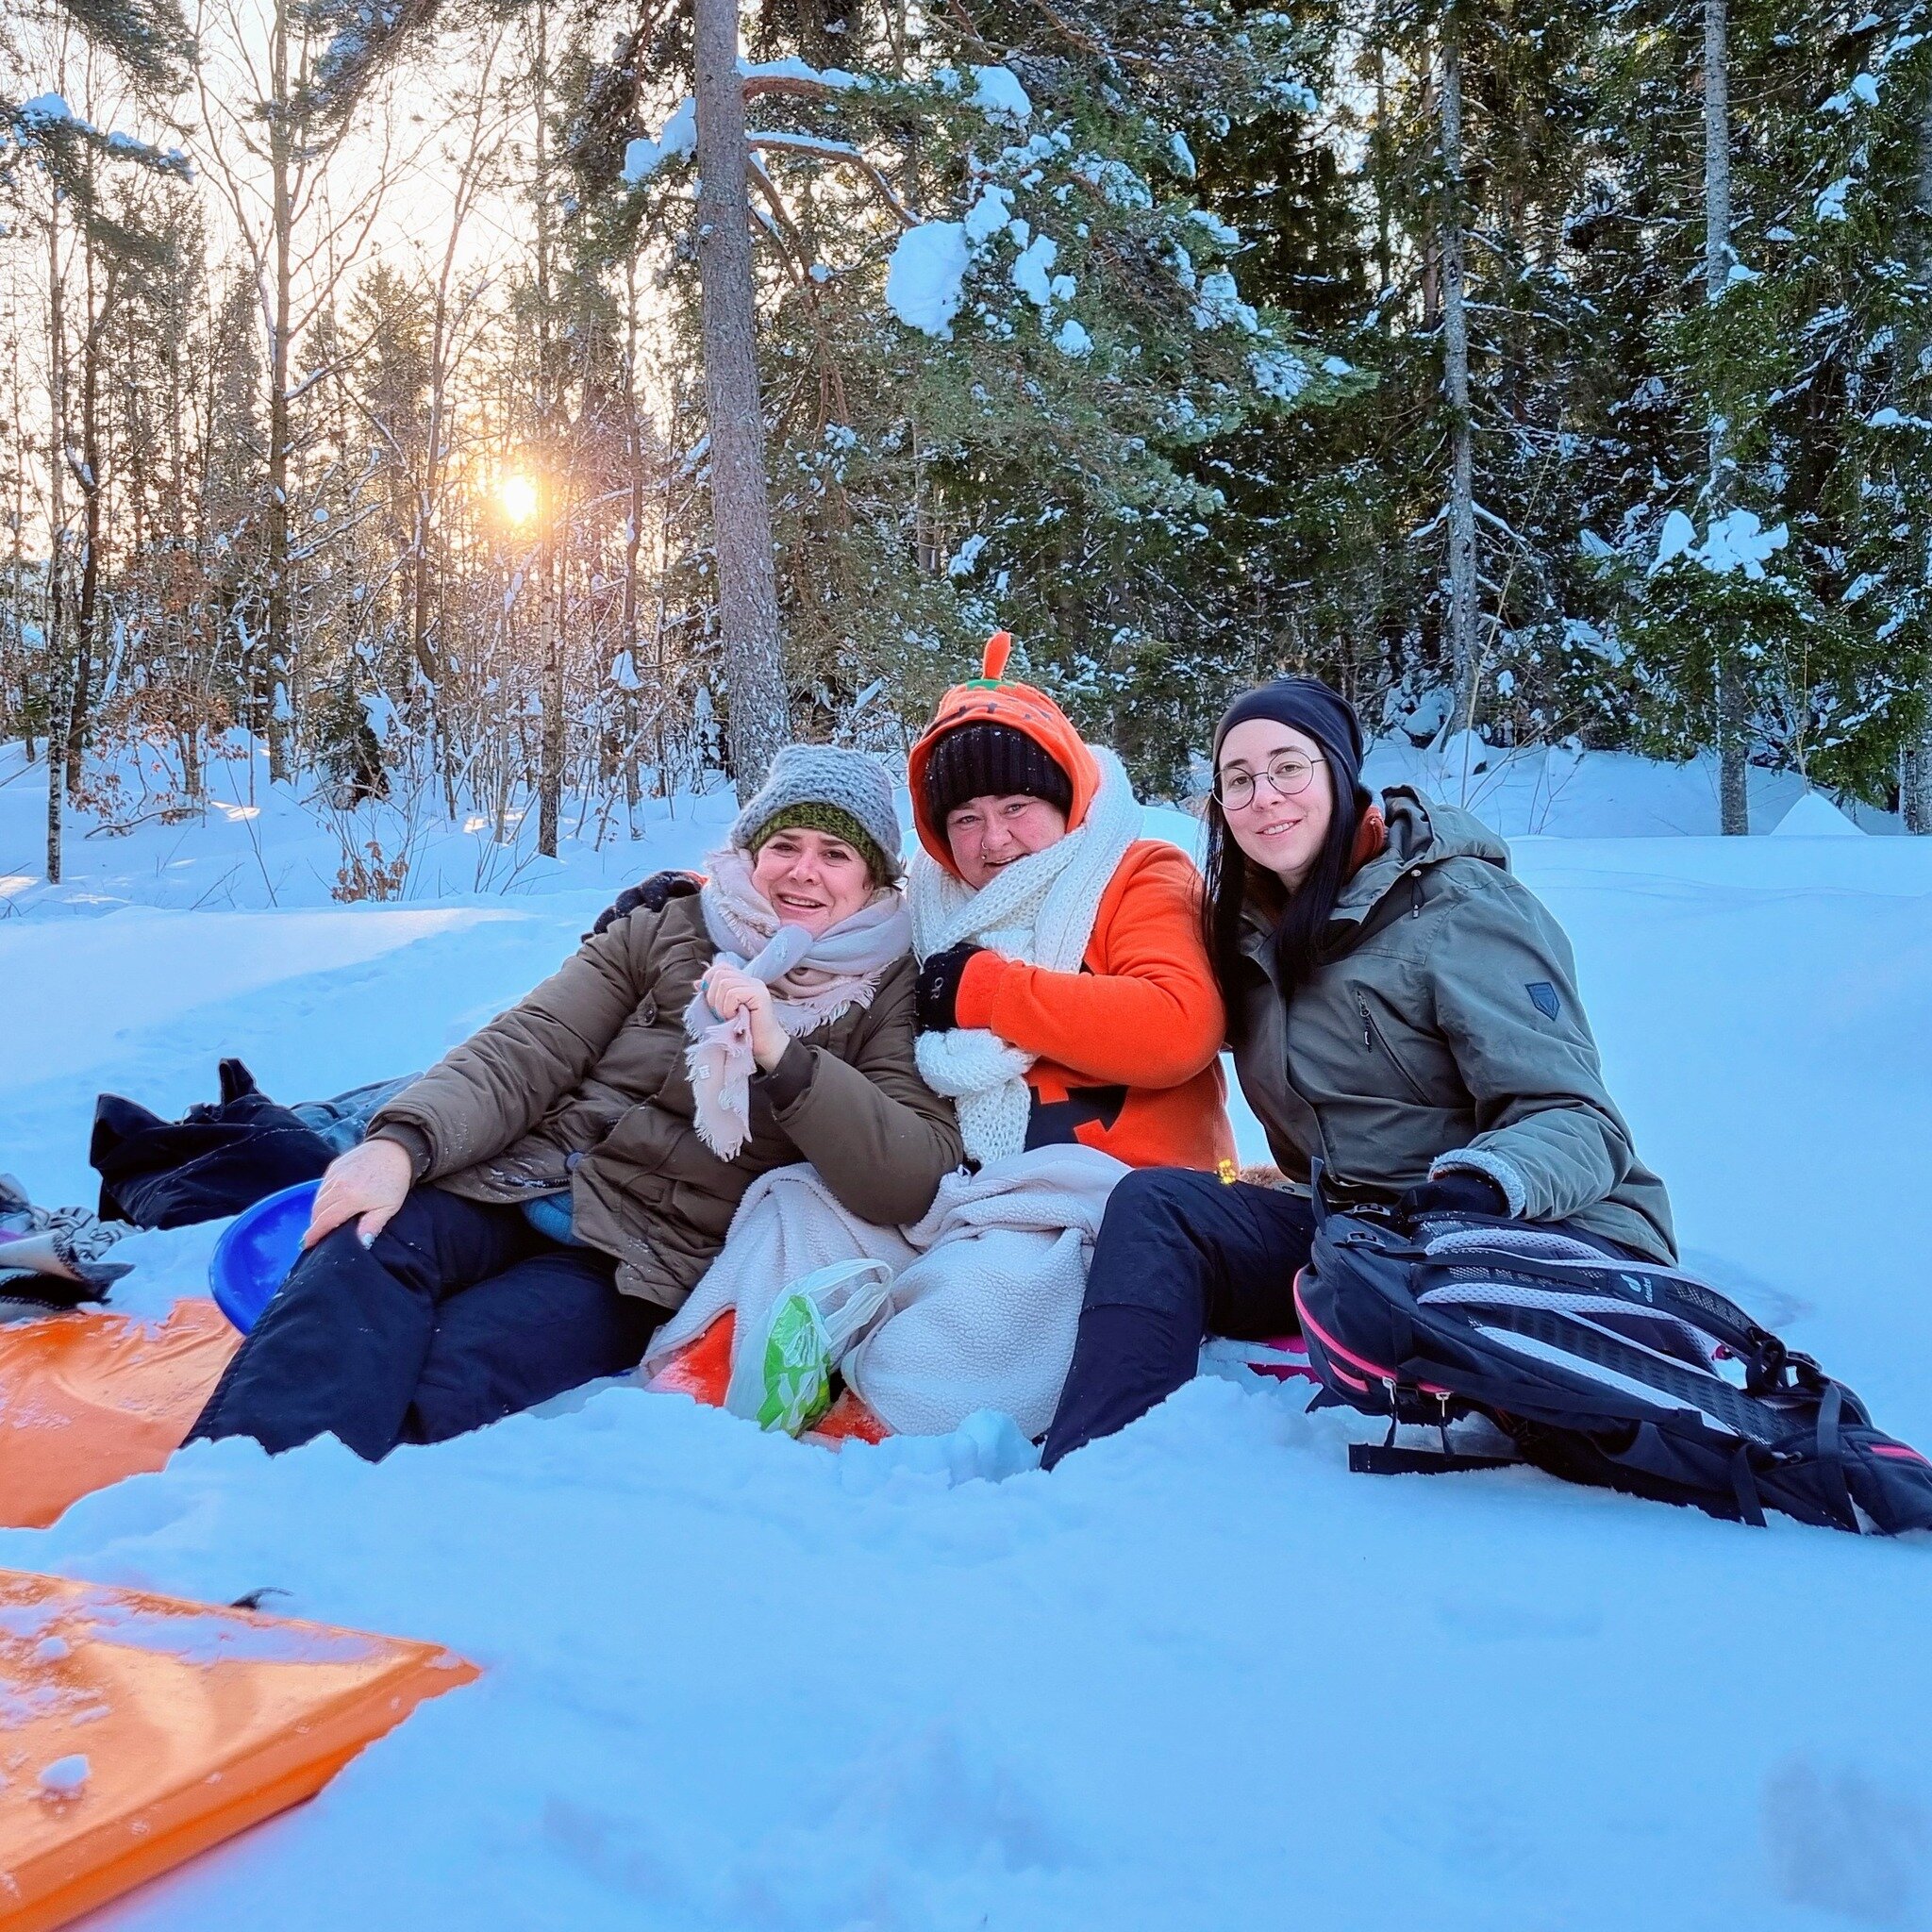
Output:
[{"xmin": 1292, "ymin": 1181, "xmax": 1932, "ymax": 1536}]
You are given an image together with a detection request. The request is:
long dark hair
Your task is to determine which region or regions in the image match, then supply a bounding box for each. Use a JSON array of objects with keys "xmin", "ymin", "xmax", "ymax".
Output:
[{"xmin": 1201, "ymin": 764, "xmax": 1362, "ymax": 1042}]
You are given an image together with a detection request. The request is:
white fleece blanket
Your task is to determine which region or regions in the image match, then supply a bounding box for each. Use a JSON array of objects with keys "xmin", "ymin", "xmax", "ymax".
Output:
[{"xmin": 643, "ymin": 1145, "xmax": 1128, "ymax": 1438}]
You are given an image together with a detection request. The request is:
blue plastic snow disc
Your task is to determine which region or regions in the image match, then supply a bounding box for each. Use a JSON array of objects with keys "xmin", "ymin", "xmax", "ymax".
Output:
[{"xmin": 208, "ymin": 1181, "xmax": 319, "ymax": 1334}]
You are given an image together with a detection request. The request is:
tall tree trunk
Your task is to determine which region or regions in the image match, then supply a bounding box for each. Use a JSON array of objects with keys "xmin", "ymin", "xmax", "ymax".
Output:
[
  {"xmin": 66, "ymin": 237, "xmax": 107, "ymax": 803},
  {"xmin": 1704, "ymin": 0, "xmax": 1748, "ymax": 834},
  {"xmin": 532, "ymin": 0, "xmax": 564, "ymax": 858},
  {"xmin": 693, "ymin": 0, "xmax": 790, "ymax": 799},
  {"xmin": 1439, "ymin": 6, "xmax": 1479, "ymax": 737},
  {"xmin": 44, "ymin": 191, "xmax": 67, "ymax": 886},
  {"xmin": 264, "ymin": 0, "xmax": 295, "ymax": 783},
  {"xmin": 1905, "ymin": 62, "xmax": 1932, "ymax": 831},
  {"xmin": 538, "ymin": 532, "xmax": 564, "ymax": 855}
]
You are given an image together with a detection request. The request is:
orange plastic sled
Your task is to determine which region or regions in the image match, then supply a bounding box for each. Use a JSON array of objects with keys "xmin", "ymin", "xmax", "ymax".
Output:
[
  {"xmin": 0, "ymin": 1302, "xmax": 242, "ymax": 1531},
  {"xmin": 644, "ymin": 1311, "xmax": 890, "ymax": 1445},
  {"xmin": 0, "ymin": 1569, "xmax": 477, "ymax": 1932}
]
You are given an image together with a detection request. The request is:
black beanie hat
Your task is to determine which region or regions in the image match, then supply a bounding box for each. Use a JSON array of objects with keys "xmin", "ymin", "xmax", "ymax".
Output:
[
  {"xmin": 922, "ymin": 722, "xmax": 1075, "ymax": 827},
  {"xmin": 1211, "ymin": 677, "xmax": 1367, "ymax": 810}
]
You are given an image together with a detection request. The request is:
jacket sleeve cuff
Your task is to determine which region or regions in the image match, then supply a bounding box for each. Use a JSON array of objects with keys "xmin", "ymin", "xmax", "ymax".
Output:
[
  {"xmin": 1430, "ymin": 1146, "xmax": 1528, "ymax": 1218},
  {"xmin": 754, "ymin": 1039, "xmax": 816, "ymax": 1113},
  {"xmin": 952, "ymin": 948, "xmax": 1004, "ymax": 1032},
  {"xmin": 367, "ymin": 1122, "xmax": 434, "ymax": 1183}
]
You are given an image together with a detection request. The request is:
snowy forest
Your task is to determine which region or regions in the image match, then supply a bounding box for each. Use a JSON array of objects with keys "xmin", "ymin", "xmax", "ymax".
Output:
[{"xmin": 6, "ymin": 0, "xmax": 1932, "ymax": 889}]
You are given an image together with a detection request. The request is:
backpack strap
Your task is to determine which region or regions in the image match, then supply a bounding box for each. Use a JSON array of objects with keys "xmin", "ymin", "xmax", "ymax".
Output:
[
  {"xmin": 1729, "ymin": 1447, "xmax": 1768, "ymax": 1528},
  {"xmin": 1816, "ymin": 1381, "xmax": 1861, "ymax": 1533}
]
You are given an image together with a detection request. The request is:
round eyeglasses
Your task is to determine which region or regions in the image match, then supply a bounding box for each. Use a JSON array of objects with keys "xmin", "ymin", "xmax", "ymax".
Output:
[{"xmin": 1213, "ymin": 753, "xmax": 1325, "ymax": 810}]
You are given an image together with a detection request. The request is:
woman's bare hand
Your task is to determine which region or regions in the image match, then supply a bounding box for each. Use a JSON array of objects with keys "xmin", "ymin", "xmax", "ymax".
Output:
[
  {"xmin": 303, "ymin": 1137, "xmax": 414, "ymax": 1250},
  {"xmin": 699, "ymin": 963, "xmax": 789, "ymax": 1071}
]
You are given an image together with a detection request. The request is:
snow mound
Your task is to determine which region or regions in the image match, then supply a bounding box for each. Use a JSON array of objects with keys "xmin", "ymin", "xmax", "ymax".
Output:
[
  {"xmin": 886, "ymin": 222, "xmax": 970, "ymax": 338},
  {"xmin": 622, "ymin": 98, "xmax": 697, "ymax": 183},
  {"xmin": 1773, "ymin": 791, "xmax": 1864, "ymax": 838}
]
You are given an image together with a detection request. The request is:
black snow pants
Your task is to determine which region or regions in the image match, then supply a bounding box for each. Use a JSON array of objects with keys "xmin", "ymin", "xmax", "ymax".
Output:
[
  {"xmin": 1041, "ymin": 1164, "xmax": 1642, "ymax": 1469},
  {"xmin": 190, "ymin": 1187, "xmax": 661, "ymax": 1462},
  {"xmin": 1042, "ymin": 1167, "xmax": 1316, "ymax": 1469}
]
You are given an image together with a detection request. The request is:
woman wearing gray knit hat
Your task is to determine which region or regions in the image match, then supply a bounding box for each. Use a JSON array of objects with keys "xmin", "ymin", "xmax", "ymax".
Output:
[{"xmin": 191, "ymin": 743, "xmax": 961, "ymax": 1463}]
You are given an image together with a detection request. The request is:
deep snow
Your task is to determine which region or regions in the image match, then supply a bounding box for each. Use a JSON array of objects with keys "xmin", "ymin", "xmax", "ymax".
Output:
[{"xmin": 2, "ymin": 739, "xmax": 1930, "ymax": 1929}]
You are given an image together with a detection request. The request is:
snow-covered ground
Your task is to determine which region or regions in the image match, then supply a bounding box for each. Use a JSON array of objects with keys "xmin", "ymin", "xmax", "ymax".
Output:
[{"xmin": 2, "ymin": 738, "xmax": 1930, "ymax": 1930}]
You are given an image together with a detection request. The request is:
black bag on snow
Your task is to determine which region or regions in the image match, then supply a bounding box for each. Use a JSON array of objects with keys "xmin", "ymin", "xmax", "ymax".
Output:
[
  {"xmin": 91, "ymin": 1059, "xmax": 335, "ymax": 1231},
  {"xmin": 1292, "ymin": 1183, "xmax": 1932, "ymax": 1536}
]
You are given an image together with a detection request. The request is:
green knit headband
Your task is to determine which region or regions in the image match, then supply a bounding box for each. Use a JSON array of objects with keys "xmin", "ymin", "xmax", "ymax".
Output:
[{"xmin": 747, "ymin": 802, "xmax": 893, "ymax": 884}]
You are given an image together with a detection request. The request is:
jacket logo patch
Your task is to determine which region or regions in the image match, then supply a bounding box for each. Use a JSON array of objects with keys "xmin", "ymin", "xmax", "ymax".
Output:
[{"xmin": 1526, "ymin": 981, "xmax": 1560, "ymax": 1021}]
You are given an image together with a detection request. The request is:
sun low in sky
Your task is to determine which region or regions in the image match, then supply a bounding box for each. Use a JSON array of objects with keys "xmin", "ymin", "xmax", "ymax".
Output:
[{"xmin": 498, "ymin": 473, "xmax": 541, "ymax": 525}]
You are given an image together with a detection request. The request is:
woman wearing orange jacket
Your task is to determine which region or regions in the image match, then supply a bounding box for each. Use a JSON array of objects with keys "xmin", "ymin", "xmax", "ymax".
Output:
[{"xmin": 905, "ymin": 634, "xmax": 1235, "ymax": 1175}]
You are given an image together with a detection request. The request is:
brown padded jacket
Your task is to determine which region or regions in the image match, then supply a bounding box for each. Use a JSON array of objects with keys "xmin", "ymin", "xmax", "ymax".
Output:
[{"xmin": 368, "ymin": 894, "xmax": 963, "ymax": 1309}]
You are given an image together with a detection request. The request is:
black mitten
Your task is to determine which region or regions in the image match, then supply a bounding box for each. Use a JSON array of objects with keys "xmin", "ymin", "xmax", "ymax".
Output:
[
  {"xmin": 590, "ymin": 871, "xmax": 701, "ymax": 938},
  {"xmin": 1396, "ymin": 1170, "xmax": 1508, "ymax": 1226},
  {"xmin": 914, "ymin": 941, "xmax": 986, "ymax": 1034}
]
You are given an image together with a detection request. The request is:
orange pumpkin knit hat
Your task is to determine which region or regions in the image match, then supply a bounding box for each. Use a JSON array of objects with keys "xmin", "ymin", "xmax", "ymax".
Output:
[{"xmin": 907, "ymin": 632, "xmax": 1101, "ymax": 876}]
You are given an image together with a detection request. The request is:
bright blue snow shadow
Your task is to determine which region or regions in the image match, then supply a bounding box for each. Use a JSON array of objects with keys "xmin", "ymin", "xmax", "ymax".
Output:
[{"xmin": 209, "ymin": 1181, "xmax": 318, "ymax": 1333}]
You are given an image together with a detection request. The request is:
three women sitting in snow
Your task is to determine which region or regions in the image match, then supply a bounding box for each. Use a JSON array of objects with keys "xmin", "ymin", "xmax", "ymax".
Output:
[{"xmin": 195, "ymin": 636, "xmax": 1673, "ymax": 1463}]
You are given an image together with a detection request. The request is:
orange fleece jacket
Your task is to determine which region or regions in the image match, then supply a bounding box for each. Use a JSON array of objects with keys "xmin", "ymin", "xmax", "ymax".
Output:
[{"xmin": 950, "ymin": 839, "xmax": 1236, "ymax": 1173}]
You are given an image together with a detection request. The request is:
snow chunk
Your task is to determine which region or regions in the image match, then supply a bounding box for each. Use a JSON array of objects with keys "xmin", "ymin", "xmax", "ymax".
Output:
[
  {"xmin": 1054, "ymin": 318, "xmax": 1093, "ymax": 358},
  {"xmin": 1697, "ymin": 508, "xmax": 1788, "ymax": 578},
  {"xmin": 1170, "ymin": 131, "xmax": 1196, "ymax": 177},
  {"xmin": 963, "ymin": 184, "xmax": 1014, "ymax": 246},
  {"xmin": 38, "ymin": 1756, "xmax": 89, "ymax": 1799},
  {"xmin": 969, "ymin": 66, "xmax": 1032, "ymax": 125},
  {"xmin": 1073, "ymin": 153, "xmax": 1152, "ymax": 209},
  {"xmin": 622, "ymin": 98, "xmax": 697, "ymax": 183},
  {"xmin": 739, "ymin": 57, "xmax": 858, "ymax": 89},
  {"xmin": 947, "ymin": 533, "xmax": 988, "ymax": 579},
  {"xmin": 887, "ymin": 222, "xmax": 971, "ymax": 337},
  {"xmin": 1773, "ymin": 791, "xmax": 1863, "ymax": 838},
  {"xmin": 1654, "ymin": 508, "xmax": 1697, "ymax": 571},
  {"xmin": 1814, "ymin": 177, "xmax": 1853, "ymax": 223},
  {"xmin": 1824, "ymin": 73, "xmax": 1880, "ymax": 112},
  {"xmin": 1189, "ymin": 208, "xmax": 1241, "ymax": 247},
  {"xmin": 1249, "ymin": 347, "xmax": 1308, "ymax": 401},
  {"xmin": 1193, "ymin": 269, "xmax": 1258, "ymax": 334},
  {"xmin": 1656, "ymin": 508, "xmax": 1788, "ymax": 579},
  {"xmin": 1011, "ymin": 233, "xmax": 1058, "ymax": 308},
  {"xmin": 16, "ymin": 93, "xmax": 76, "ymax": 125}
]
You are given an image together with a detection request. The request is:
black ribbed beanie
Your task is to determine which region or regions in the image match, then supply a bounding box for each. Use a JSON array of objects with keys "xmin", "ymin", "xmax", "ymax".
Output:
[
  {"xmin": 1211, "ymin": 677, "xmax": 1367, "ymax": 810},
  {"xmin": 922, "ymin": 722, "xmax": 1075, "ymax": 826}
]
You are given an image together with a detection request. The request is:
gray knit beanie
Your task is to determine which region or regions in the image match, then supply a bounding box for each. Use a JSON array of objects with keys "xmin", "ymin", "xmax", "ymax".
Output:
[{"xmin": 730, "ymin": 743, "xmax": 905, "ymax": 882}]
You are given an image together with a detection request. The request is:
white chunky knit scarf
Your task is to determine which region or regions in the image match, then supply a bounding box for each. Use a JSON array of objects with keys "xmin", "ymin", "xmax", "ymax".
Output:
[{"xmin": 909, "ymin": 745, "xmax": 1140, "ymax": 1167}]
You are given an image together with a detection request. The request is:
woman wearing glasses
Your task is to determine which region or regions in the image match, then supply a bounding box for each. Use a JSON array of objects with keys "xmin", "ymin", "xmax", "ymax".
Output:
[{"xmin": 1041, "ymin": 675, "xmax": 1675, "ymax": 1465}]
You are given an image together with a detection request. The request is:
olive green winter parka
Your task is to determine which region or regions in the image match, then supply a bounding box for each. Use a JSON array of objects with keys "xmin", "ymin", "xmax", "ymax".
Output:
[
  {"xmin": 368, "ymin": 894, "xmax": 964, "ymax": 1309},
  {"xmin": 1228, "ymin": 787, "xmax": 1676, "ymax": 1263}
]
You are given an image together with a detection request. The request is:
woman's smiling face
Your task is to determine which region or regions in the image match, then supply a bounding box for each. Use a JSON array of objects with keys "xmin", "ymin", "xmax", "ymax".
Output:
[
  {"xmin": 1215, "ymin": 720, "xmax": 1333, "ymax": 890},
  {"xmin": 750, "ymin": 826, "xmax": 874, "ymax": 933},
  {"xmin": 943, "ymin": 792, "xmax": 1070, "ymax": 890}
]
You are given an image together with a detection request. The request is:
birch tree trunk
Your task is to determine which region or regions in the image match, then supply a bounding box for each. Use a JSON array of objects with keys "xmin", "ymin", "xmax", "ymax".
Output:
[
  {"xmin": 1704, "ymin": 0, "xmax": 1749, "ymax": 834},
  {"xmin": 1439, "ymin": 6, "xmax": 1479, "ymax": 737},
  {"xmin": 264, "ymin": 0, "xmax": 295, "ymax": 784},
  {"xmin": 532, "ymin": 0, "xmax": 563, "ymax": 858},
  {"xmin": 44, "ymin": 192, "xmax": 67, "ymax": 886},
  {"xmin": 693, "ymin": 0, "xmax": 790, "ymax": 800},
  {"xmin": 66, "ymin": 234, "xmax": 110, "ymax": 804}
]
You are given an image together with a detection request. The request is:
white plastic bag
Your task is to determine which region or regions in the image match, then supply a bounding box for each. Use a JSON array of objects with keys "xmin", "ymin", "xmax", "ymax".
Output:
[{"xmin": 724, "ymin": 1257, "xmax": 897, "ymax": 1435}]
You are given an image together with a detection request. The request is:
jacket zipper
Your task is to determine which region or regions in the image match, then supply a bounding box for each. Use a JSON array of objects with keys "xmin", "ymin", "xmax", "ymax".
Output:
[{"xmin": 1357, "ymin": 992, "xmax": 1432, "ymax": 1105}]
